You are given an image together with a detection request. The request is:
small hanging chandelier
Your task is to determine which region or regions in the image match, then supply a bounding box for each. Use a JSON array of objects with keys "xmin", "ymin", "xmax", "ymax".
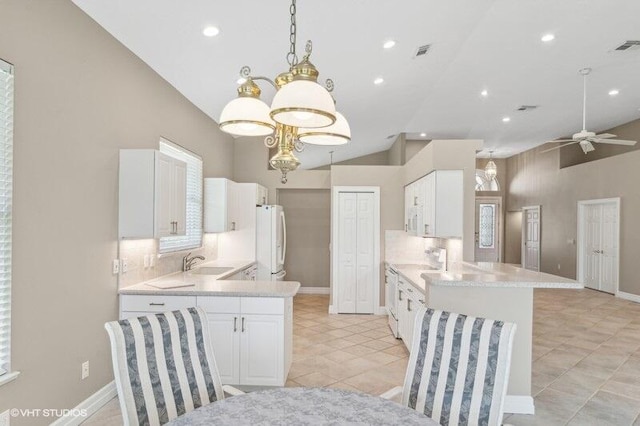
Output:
[
  {"xmin": 484, "ymin": 151, "xmax": 497, "ymax": 181},
  {"xmin": 218, "ymin": 0, "xmax": 350, "ymax": 183}
]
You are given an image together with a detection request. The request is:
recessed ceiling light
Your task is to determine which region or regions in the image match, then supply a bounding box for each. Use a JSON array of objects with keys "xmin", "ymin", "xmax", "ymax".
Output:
[
  {"xmin": 541, "ymin": 34, "xmax": 555, "ymax": 43},
  {"xmin": 237, "ymin": 77, "xmax": 247, "ymax": 85},
  {"xmin": 203, "ymin": 26, "xmax": 220, "ymax": 37},
  {"xmin": 481, "ymin": 90, "xmax": 488, "ymax": 97},
  {"xmin": 609, "ymin": 89, "xmax": 619, "ymax": 96},
  {"xmin": 502, "ymin": 117, "xmax": 511, "ymax": 123},
  {"xmin": 374, "ymin": 77, "xmax": 384, "ymax": 85},
  {"xmin": 383, "ymin": 40, "xmax": 396, "ymax": 49},
  {"xmin": 420, "ymin": 133, "xmax": 427, "ymax": 137}
]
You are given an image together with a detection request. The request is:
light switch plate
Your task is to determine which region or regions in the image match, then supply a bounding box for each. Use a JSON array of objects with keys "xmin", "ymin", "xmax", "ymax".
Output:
[
  {"xmin": 122, "ymin": 258, "xmax": 129, "ymax": 273},
  {"xmin": 112, "ymin": 260, "xmax": 120, "ymax": 275}
]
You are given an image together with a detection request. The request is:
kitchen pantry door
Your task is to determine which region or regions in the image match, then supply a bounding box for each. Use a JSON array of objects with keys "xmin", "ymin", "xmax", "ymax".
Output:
[
  {"xmin": 522, "ymin": 206, "xmax": 541, "ymax": 271},
  {"xmin": 578, "ymin": 198, "xmax": 620, "ymax": 294},
  {"xmin": 332, "ymin": 187, "xmax": 380, "ymax": 314}
]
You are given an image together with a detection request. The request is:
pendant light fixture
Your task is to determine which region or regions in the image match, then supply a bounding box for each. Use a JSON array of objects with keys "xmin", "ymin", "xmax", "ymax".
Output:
[
  {"xmin": 218, "ymin": 0, "xmax": 349, "ymax": 183},
  {"xmin": 485, "ymin": 151, "xmax": 497, "ymax": 181}
]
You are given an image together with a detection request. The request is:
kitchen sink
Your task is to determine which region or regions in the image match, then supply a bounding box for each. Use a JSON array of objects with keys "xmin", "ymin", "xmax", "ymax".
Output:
[{"xmin": 191, "ymin": 266, "xmax": 235, "ymax": 275}]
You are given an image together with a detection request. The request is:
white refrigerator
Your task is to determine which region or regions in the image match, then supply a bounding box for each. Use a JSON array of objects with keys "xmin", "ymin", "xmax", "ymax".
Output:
[{"xmin": 256, "ymin": 205, "xmax": 287, "ymax": 281}]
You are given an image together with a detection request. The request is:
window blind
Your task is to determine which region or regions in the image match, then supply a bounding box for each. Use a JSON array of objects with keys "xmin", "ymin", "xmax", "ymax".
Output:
[
  {"xmin": 158, "ymin": 139, "xmax": 203, "ymax": 253},
  {"xmin": 0, "ymin": 59, "xmax": 14, "ymax": 376}
]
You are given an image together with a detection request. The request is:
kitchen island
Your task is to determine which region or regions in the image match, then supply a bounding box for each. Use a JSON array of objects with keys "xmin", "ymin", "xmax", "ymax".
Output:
[
  {"xmin": 386, "ymin": 261, "xmax": 582, "ymax": 415},
  {"xmin": 119, "ymin": 260, "xmax": 300, "ymax": 388}
]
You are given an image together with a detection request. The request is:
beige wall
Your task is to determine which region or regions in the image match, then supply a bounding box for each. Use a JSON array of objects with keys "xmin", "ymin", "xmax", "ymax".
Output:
[
  {"xmin": 388, "ymin": 134, "xmax": 406, "ymax": 166},
  {"xmin": 504, "ymin": 211, "xmax": 523, "ymax": 265},
  {"xmin": 506, "ymin": 143, "xmax": 640, "ymax": 295},
  {"xmin": 312, "ymin": 150, "xmax": 390, "ymax": 170},
  {"xmin": 278, "ymin": 189, "xmax": 331, "ymax": 288},
  {"xmin": 405, "ymin": 140, "xmax": 430, "ymax": 163},
  {"xmin": 0, "ymin": 1, "xmax": 233, "ymax": 422}
]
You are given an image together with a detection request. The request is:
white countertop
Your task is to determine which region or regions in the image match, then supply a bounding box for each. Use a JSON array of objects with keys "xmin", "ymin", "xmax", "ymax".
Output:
[
  {"xmin": 387, "ymin": 261, "xmax": 583, "ymax": 294},
  {"xmin": 119, "ymin": 259, "xmax": 300, "ymax": 297}
]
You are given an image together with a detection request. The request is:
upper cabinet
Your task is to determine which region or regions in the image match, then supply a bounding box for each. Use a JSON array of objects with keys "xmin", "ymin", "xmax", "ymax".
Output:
[
  {"xmin": 204, "ymin": 178, "xmax": 239, "ymax": 233},
  {"xmin": 405, "ymin": 170, "xmax": 463, "ymax": 238},
  {"xmin": 256, "ymin": 184, "xmax": 269, "ymax": 206},
  {"xmin": 119, "ymin": 150, "xmax": 187, "ymax": 239}
]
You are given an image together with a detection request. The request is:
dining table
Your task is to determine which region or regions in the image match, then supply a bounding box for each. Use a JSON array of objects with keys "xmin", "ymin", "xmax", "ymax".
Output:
[{"xmin": 166, "ymin": 387, "xmax": 438, "ymax": 425}]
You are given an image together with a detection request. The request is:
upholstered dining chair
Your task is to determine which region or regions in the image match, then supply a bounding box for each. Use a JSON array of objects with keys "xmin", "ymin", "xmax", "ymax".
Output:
[
  {"xmin": 105, "ymin": 307, "xmax": 244, "ymax": 426},
  {"xmin": 381, "ymin": 306, "xmax": 516, "ymax": 426}
]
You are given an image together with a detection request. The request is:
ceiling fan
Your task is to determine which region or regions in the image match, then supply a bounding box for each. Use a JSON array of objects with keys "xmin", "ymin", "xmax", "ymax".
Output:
[{"xmin": 542, "ymin": 68, "xmax": 637, "ymax": 154}]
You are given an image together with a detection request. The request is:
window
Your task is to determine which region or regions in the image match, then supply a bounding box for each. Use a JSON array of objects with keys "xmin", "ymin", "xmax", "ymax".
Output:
[
  {"xmin": 158, "ymin": 139, "xmax": 203, "ymax": 253},
  {"xmin": 0, "ymin": 59, "xmax": 14, "ymax": 377}
]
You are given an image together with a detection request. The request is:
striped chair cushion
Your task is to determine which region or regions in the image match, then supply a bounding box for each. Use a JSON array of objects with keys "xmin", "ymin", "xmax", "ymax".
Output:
[
  {"xmin": 402, "ymin": 307, "xmax": 516, "ymax": 426},
  {"xmin": 105, "ymin": 307, "xmax": 224, "ymax": 426}
]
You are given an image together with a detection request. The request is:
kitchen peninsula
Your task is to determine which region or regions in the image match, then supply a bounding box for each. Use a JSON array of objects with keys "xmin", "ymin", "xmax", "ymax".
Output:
[
  {"xmin": 119, "ymin": 260, "xmax": 300, "ymax": 388},
  {"xmin": 386, "ymin": 260, "xmax": 582, "ymax": 415}
]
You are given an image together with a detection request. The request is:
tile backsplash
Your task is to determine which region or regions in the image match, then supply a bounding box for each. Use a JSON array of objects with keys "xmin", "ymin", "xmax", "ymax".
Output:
[
  {"xmin": 118, "ymin": 233, "xmax": 218, "ymax": 288},
  {"xmin": 385, "ymin": 230, "xmax": 462, "ymax": 269}
]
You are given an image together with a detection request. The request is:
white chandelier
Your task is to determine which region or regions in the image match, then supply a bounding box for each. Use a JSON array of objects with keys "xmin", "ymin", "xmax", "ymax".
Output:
[
  {"xmin": 484, "ymin": 151, "xmax": 497, "ymax": 181},
  {"xmin": 218, "ymin": 0, "xmax": 351, "ymax": 183}
]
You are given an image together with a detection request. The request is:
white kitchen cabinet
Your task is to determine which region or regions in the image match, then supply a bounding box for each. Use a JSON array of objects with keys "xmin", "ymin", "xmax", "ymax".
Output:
[
  {"xmin": 198, "ymin": 296, "xmax": 291, "ymax": 387},
  {"xmin": 119, "ymin": 150, "xmax": 187, "ymax": 239},
  {"xmin": 119, "ymin": 294, "xmax": 293, "ymax": 387},
  {"xmin": 404, "ymin": 170, "xmax": 463, "ymax": 238},
  {"xmin": 204, "ymin": 178, "xmax": 239, "ymax": 233},
  {"xmin": 397, "ymin": 278, "xmax": 425, "ymax": 350},
  {"xmin": 256, "ymin": 184, "xmax": 269, "ymax": 206}
]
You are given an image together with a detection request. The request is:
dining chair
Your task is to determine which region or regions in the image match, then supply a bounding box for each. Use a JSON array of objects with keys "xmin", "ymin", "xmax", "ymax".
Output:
[
  {"xmin": 105, "ymin": 307, "xmax": 244, "ymax": 426},
  {"xmin": 381, "ymin": 306, "xmax": 516, "ymax": 426}
]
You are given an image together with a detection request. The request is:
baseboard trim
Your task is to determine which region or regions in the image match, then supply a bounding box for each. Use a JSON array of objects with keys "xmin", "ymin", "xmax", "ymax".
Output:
[
  {"xmin": 504, "ymin": 395, "xmax": 535, "ymax": 415},
  {"xmin": 328, "ymin": 304, "xmax": 337, "ymax": 314},
  {"xmin": 327, "ymin": 305, "xmax": 387, "ymax": 315},
  {"xmin": 297, "ymin": 287, "xmax": 330, "ymax": 295},
  {"xmin": 617, "ymin": 291, "xmax": 640, "ymax": 304},
  {"xmin": 50, "ymin": 381, "xmax": 117, "ymax": 426},
  {"xmin": 376, "ymin": 306, "xmax": 388, "ymax": 315}
]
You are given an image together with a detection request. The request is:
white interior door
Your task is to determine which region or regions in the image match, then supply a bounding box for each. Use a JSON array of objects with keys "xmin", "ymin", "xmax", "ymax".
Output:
[
  {"xmin": 522, "ymin": 207, "xmax": 540, "ymax": 271},
  {"xmin": 356, "ymin": 193, "xmax": 375, "ymax": 313},
  {"xmin": 336, "ymin": 191, "xmax": 377, "ymax": 314},
  {"xmin": 475, "ymin": 198, "xmax": 501, "ymax": 262},
  {"xmin": 337, "ymin": 193, "xmax": 358, "ymax": 313},
  {"xmin": 579, "ymin": 200, "xmax": 619, "ymax": 294}
]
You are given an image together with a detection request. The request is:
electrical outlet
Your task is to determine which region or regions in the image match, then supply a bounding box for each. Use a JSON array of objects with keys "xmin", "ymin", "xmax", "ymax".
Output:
[
  {"xmin": 112, "ymin": 259, "xmax": 120, "ymax": 275},
  {"xmin": 82, "ymin": 361, "xmax": 90, "ymax": 380},
  {"xmin": 0, "ymin": 409, "xmax": 10, "ymax": 426},
  {"xmin": 143, "ymin": 254, "xmax": 150, "ymax": 269},
  {"xmin": 557, "ymin": 264, "xmax": 561, "ymax": 271},
  {"xmin": 121, "ymin": 258, "xmax": 129, "ymax": 273}
]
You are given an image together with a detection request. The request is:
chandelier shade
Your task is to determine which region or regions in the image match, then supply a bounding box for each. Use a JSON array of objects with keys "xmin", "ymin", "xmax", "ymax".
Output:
[
  {"xmin": 484, "ymin": 158, "xmax": 497, "ymax": 180},
  {"xmin": 298, "ymin": 112, "xmax": 351, "ymax": 145},
  {"xmin": 270, "ymin": 80, "xmax": 336, "ymax": 128},
  {"xmin": 219, "ymin": 97, "xmax": 275, "ymax": 137}
]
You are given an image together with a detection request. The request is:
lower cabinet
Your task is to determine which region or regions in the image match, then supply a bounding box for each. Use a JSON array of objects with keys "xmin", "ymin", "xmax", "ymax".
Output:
[
  {"xmin": 397, "ymin": 278, "xmax": 425, "ymax": 350},
  {"xmin": 119, "ymin": 294, "xmax": 292, "ymax": 387}
]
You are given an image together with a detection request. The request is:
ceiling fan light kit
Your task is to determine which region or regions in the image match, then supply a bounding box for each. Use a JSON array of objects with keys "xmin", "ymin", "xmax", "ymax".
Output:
[
  {"xmin": 218, "ymin": 0, "xmax": 350, "ymax": 183},
  {"xmin": 542, "ymin": 68, "xmax": 637, "ymax": 155}
]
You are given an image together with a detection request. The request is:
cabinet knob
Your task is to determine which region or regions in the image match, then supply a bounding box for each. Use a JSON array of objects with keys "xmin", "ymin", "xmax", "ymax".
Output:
[
  {"xmin": 231, "ymin": 221, "xmax": 236, "ymax": 231},
  {"xmin": 149, "ymin": 302, "xmax": 165, "ymax": 306},
  {"xmin": 407, "ymin": 299, "xmax": 412, "ymax": 312}
]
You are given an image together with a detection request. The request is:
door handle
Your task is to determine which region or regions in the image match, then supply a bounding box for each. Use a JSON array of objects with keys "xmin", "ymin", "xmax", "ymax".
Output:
[
  {"xmin": 241, "ymin": 317, "xmax": 245, "ymax": 332},
  {"xmin": 407, "ymin": 299, "xmax": 412, "ymax": 312},
  {"xmin": 398, "ymin": 290, "xmax": 403, "ymax": 301},
  {"xmin": 233, "ymin": 317, "xmax": 237, "ymax": 332},
  {"xmin": 231, "ymin": 221, "xmax": 236, "ymax": 231}
]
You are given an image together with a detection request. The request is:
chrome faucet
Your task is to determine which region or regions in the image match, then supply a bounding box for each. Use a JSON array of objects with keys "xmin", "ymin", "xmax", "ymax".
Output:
[{"xmin": 183, "ymin": 252, "xmax": 205, "ymax": 272}]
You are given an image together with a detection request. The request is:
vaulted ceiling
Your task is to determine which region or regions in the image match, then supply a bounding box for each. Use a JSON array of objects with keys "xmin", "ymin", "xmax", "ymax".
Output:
[{"xmin": 73, "ymin": 0, "xmax": 640, "ymax": 168}]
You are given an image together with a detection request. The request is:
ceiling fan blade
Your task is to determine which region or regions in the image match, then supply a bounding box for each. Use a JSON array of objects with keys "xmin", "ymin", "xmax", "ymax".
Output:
[
  {"xmin": 541, "ymin": 141, "xmax": 579, "ymax": 153},
  {"xmin": 544, "ymin": 139, "xmax": 575, "ymax": 143},
  {"xmin": 594, "ymin": 133, "xmax": 616, "ymax": 139},
  {"xmin": 592, "ymin": 138, "xmax": 637, "ymax": 146}
]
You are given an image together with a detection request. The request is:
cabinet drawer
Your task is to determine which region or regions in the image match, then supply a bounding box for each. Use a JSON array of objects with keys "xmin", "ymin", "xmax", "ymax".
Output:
[
  {"xmin": 120, "ymin": 295, "xmax": 197, "ymax": 313},
  {"xmin": 241, "ymin": 297, "xmax": 284, "ymax": 315},
  {"xmin": 197, "ymin": 296, "xmax": 241, "ymax": 314}
]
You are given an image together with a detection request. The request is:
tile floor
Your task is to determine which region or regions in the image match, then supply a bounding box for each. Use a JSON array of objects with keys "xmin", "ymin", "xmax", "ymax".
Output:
[{"xmin": 84, "ymin": 288, "xmax": 640, "ymax": 425}]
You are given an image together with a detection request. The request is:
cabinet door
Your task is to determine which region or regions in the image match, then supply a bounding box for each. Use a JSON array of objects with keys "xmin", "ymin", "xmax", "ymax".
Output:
[
  {"xmin": 434, "ymin": 170, "xmax": 463, "ymax": 238},
  {"xmin": 227, "ymin": 181, "xmax": 239, "ymax": 231},
  {"xmin": 155, "ymin": 152, "xmax": 174, "ymax": 237},
  {"xmin": 423, "ymin": 172, "xmax": 436, "ymax": 236},
  {"xmin": 397, "ymin": 280, "xmax": 408, "ymax": 341},
  {"xmin": 172, "ymin": 158, "xmax": 187, "ymax": 236},
  {"xmin": 207, "ymin": 313, "xmax": 241, "ymax": 385},
  {"xmin": 257, "ymin": 185, "xmax": 268, "ymax": 206},
  {"xmin": 204, "ymin": 178, "xmax": 230, "ymax": 233},
  {"xmin": 404, "ymin": 185, "xmax": 412, "ymax": 233},
  {"xmin": 239, "ymin": 314, "xmax": 284, "ymax": 386}
]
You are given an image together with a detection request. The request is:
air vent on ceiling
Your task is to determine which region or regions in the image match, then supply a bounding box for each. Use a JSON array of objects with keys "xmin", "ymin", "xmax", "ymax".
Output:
[
  {"xmin": 613, "ymin": 40, "xmax": 640, "ymax": 52},
  {"xmin": 386, "ymin": 134, "xmax": 396, "ymax": 140},
  {"xmin": 414, "ymin": 44, "xmax": 432, "ymax": 58},
  {"xmin": 517, "ymin": 105, "xmax": 539, "ymax": 111}
]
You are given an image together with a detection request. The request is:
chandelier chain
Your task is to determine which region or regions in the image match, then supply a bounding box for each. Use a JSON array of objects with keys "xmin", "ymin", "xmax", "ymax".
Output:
[{"xmin": 287, "ymin": 0, "xmax": 298, "ymax": 67}]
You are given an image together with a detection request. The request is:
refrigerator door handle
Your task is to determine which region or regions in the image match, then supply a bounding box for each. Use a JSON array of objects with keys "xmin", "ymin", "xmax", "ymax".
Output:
[
  {"xmin": 274, "ymin": 270, "xmax": 287, "ymax": 280},
  {"xmin": 280, "ymin": 210, "xmax": 287, "ymax": 266}
]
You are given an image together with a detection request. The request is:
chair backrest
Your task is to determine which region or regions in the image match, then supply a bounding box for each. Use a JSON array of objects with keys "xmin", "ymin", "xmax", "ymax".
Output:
[
  {"xmin": 105, "ymin": 307, "xmax": 224, "ymax": 425},
  {"xmin": 402, "ymin": 307, "xmax": 516, "ymax": 426}
]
